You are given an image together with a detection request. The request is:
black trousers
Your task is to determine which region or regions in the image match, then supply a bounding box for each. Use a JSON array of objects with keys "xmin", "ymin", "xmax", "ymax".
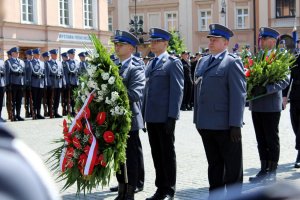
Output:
[
  {"xmin": 290, "ymin": 102, "xmax": 300, "ymax": 150},
  {"xmin": 198, "ymin": 129, "xmax": 243, "ymax": 196},
  {"xmin": 11, "ymin": 84, "xmax": 23, "ymax": 116},
  {"xmin": 252, "ymin": 112, "xmax": 281, "ymax": 162},
  {"xmin": 137, "ymin": 134, "xmax": 145, "ymax": 188},
  {"xmin": 147, "ymin": 122, "xmax": 176, "ymax": 195},
  {"xmin": 116, "ymin": 130, "xmax": 141, "ymax": 188},
  {"xmin": 24, "ymin": 87, "xmax": 30, "ymax": 114},
  {"xmin": 31, "ymin": 87, "xmax": 43, "ymax": 113},
  {"xmin": 0, "ymin": 87, "xmax": 5, "ymax": 116},
  {"xmin": 182, "ymin": 82, "xmax": 192, "ymax": 107}
]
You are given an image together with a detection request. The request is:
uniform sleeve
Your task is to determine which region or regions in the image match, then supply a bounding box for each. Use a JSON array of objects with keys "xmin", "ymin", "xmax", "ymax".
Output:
[
  {"xmin": 168, "ymin": 59, "xmax": 184, "ymax": 119},
  {"xmin": 266, "ymin": 77, "xmax": 290, "ymax": 94},
  {"xmin": 126, "ymin": 64, "xmax": 145, "ymax": 102},
  {"xmin": 228, "ymin": 58, "xmax": 247, "ymax": 127}
]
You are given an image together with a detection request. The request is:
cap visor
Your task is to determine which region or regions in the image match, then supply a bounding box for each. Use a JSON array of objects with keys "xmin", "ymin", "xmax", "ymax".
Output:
[{"xmin": 207, "ymin": 34, "xmax": 223, "ymax": 38}]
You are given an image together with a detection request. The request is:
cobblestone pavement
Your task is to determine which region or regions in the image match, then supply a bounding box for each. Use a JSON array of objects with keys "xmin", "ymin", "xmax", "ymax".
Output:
[{"xmin": 4, "ymin": 104, "xmax": 300, "ymax": 200}]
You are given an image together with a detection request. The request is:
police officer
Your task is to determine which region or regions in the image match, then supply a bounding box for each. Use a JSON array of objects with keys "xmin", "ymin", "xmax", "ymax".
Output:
[
  {"xmin": 5, "ymin": 47, "xmax": 25, "ymax": 121},
  {"xmin": 5, "ymin": 50, "xmax": 13, "ymax": 120},
  {"xmin": 78, "ymin": 51, "xmax": 88, "ymax": 75},
  {"xmin": 180, "ymin": 50, "xmax": 193, "ymax": 111},
  {"xmin": 66, "ymin": 49, "xmax": 79, "ymax": 116},
  {"xmin": 46, "ymin": 49, "xmax": 65, "ymax": 118},
  {"xmin": 61, "ymin": 52, "xmax": 69, "ymax": 116},
  {"xmin": 0, "ymin": 56, "xmax": 6, "ymax": 122},
  {"xmin": 29, "ymin": 48, "xmax": 46, "ymax": 119},
  {"xmin": 283, "ymin": 45, "xmax": 300, "ymax": 168},
  {"xmin": 249, "ymin": 27, "xmax": 289, "ymax": 183},
  {"xmin": 42, "ymin": 51, "xmax": 50, "ymax": 117},
  {"xmin": 24, "ymin": 49, "xmax": 33, "ymax": 118},
  {"xmin": 144, "ymin": 28, "xmax": 184, "ymax": 200},
  {"xmin": 194, "ymin": 24, "xmax": 246, "ymax": 199},
  {"xmin": 112, "ymin": 30, "xmax": 145, "ymax": 200}
]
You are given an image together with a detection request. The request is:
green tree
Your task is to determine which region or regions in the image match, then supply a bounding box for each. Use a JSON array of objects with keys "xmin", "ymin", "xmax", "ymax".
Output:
[{"xmin": 167, "ymin": 30, "xmax": 186, "ymax": 55}]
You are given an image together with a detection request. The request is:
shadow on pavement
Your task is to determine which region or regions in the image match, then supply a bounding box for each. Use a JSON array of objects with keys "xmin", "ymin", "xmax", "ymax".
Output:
[
  {"xmin": 175, "ymin": 187, "xmax": 209, "ymax": 200},
  {"xmin": 62, "ymin": 191, "xmax": 116, "ymax": 200}
]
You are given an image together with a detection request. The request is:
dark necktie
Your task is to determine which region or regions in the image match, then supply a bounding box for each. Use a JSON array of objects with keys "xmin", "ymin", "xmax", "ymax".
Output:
[
  {"xmin": 209, "ymin": 56, "xmax": 215, "ymax": 65},
  {"xmin": 152, "ymin": 57, "xmax": 158, "ymax": 69}
]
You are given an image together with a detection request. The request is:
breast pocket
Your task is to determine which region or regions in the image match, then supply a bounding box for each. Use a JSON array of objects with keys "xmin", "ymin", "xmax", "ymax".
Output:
[{"xmin": 151, "ymin": 69, "xmax": 167, "ymax": 77}]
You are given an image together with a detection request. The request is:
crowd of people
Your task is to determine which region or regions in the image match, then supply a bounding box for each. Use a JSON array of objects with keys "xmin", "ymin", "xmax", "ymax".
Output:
[
  {"xmin": 108, "ymin": 23, "xmax": 300, "ymax": 200},
  {"xmin": 0, "ymin": 47, "xmax": 88, "ymax": 122}
]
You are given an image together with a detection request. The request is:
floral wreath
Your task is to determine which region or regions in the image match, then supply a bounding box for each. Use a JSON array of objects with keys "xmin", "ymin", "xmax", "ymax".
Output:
[{"xmin": 48, "ymin": 34, "xmax": 131, "ymax": 194}]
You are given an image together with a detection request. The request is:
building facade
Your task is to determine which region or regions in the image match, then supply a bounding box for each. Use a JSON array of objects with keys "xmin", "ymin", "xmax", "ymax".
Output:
[
  {"xmin": 108, "ymin": 0, "xmax": 300, "ymax": 55},
  {"xmin": 0, "ymin": 0, "xmax": 111, "ymax": 60}
]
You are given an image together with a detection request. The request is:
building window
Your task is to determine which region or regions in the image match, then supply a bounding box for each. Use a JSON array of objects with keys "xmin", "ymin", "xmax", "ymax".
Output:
[
  {"xmin": 130, "ymin": 14, "xmax": 144, "ymax": 31},
  {"xmin": 276, "ymin": 0, "xmax": 295, "ymax": 18},
  {"xmin": 107, "ymin": 0, "xmax": 112, "ymax": 4},
  {"xmin": 236, "ymin": 8, "xmax": 249, "ymax": 29},
  {"xmin": 108, "ymin": 16, "xmax": 113, "ymax": 32},
  {"xmin": 148, "ymin": 13, "xmax": 161, "ymax": 28},
  {"xmin": 165, "ymin": 12, "xmax": 178, "ymax": 31},
  {"xmin": 21, "ymin": 0, "xmax": 35, "ymax": 23},
  {"xmin": 198, "ymin": 10, "xmax": 211, "ymax": 31},
  {"xmin": 60, "ymin": 0, "xmax": 70, "ymax": 26},
  {"xmin": 84, "ymin": 0, "xmax": 93, "ymax": 27}
]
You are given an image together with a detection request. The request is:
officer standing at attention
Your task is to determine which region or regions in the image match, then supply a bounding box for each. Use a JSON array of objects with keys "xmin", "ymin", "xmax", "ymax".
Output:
[
  {"xmin": 5, "ymin": 47, "xmax": 25, "ymax": 121},
  {"xmin": 5, "ymin": 50, "xmax": 13, "ymax": 120},
  {"xmin": 180, "ymin": 50, "xmax": 193, "ymax": 111},
  {"xmin": 42, "ymin": 51, "xmax": 50, "ymax": 117},
  {"xmin": 29, "ymin": 48, "xmax": 46, "ymax": 119},
  {"xmin": 66, "ymin": 49, "xmax": 79, "ymax": 116},
  {"xmin": 249, "ymin": 27, "xmax": 289, "ymax": 183},
  {"xmin": 0, "ymin": 55, "xmax": 6, "ymax": 122},
  {"xmin": 143, "ymin": 28, "xmax": 184, "ymax": 200},
  {"xmin": 283, "ymin": 41, "xmax": 300, "ymax": 168},
  {"xmin": 24, "ymin": 49, "xmax": 33, "ymax": 118},
  {"xmin": 193, "ymin": 24, "xmax": 246, "ymax": 199},
  {"xmin": 46, "ymin": 49, "xmax": 65, "ymax": 118},
  {"xmin": 61, "ymin": 52, "xmax": 69, "ymax": 116},
  {"xmin": 78, "ymin": 52, "xmax": 88, "ymax": 75},
  {"xmin": 112, "ymin": 30, "xmax": 145, "ymax": 200}
]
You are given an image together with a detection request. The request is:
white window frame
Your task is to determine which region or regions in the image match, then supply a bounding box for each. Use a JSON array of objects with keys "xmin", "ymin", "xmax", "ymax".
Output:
[
  {"xmin": 235, "ymin": 7, "xmax": 249, "ymax": 29},
  {"xmin": 148, "ymin": 12, "xmax": 161, "ymax": 29},
  {"xmin": 108, "ymin": 16, "xmax": 113, "ymax": 32},
  {"xmin": 83, "ymin": 0, "xmax": 98, "ymax": 29},
  {"xmin": 59, "ymin": 0, "xmax": 73, "ymax": 27},
  {"xmin": 164, "ymin": 11, "xmax": 178, "ymax": 31},
  {"xmin": 130, "ymin": 13, "xmax": 144, "ymax": 30},
  {"xmin": 21, "ymin": 0, "xmax": 37, "ymax": 24},
  {"xmin": 198, "ymin": 9, "xmax": 212, "ymax": 31}
]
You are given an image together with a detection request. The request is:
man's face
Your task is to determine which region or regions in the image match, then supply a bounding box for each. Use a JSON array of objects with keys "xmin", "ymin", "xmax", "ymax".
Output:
[
  {"xmin": 181, "ymin": 53, "xmax": 189, "ymax": 60},
  {"xmin": 208, "ymin": 37, "xmax": 228, "ymax": 54},
  {"xmin": 150, "ymin": 40, "xmax": 168, "ymax": 55},
  {"xmin": 26, "ymin": 54, "xmax": 33, "ymax": 60},
  {"xmin": 79, "ymin": 56, "xmax": 85, "ymax": 61},
  {"xmin": 260, "ymin": 36, "xmax": 276, "ymax": 49},
  {"xmin": 51, "ymin": 54, "xmax": 58, "ymax": 60},
  {"xmin": 114, "ymin": 42, "xmax": 134, "ymax": 59},
  {"xmin": 33, "ymin": 54, "xmax": 40, "ymax": 59},
  {"xmin": 11, "ymin": 52, "xmax": 19, "ymax": 58},
  {"xmin": 68, "ymin": 54, "xmax": 75, "ymax": 59}
]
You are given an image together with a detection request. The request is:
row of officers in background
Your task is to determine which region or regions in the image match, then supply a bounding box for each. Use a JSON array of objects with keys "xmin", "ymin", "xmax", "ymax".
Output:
[{"xmin": 0, "ymin": 47, "xmax": 89, "ymax": 121}]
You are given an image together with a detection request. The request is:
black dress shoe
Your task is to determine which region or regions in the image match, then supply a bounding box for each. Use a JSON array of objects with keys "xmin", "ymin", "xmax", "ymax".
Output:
[
  {"xmin": 16, "ymin": 116, "xmax": 24, "ymax": 121},
  {"xmin": 109, "ymin": 185, "xmax": 118, "ymax": 192},
  {"xmin": 36, "ymin": 114, "xmax": 45, "ymax": 119},
  {"xmin": 146, "ymin": 192, "xmax": 173, "ymax": 200},
  {"xmin": 295, "ymin": 162, "xmax": 300, "ymax": 168},
  {"xmin": 54, "ymin": 113, "xmax": 62, "ymax": 118}
]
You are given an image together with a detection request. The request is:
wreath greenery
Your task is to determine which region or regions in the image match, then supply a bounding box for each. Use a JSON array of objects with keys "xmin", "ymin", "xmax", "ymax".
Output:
[{"xmin": 48, "ymin": 34, "xmax": 131, "ymax": 194}]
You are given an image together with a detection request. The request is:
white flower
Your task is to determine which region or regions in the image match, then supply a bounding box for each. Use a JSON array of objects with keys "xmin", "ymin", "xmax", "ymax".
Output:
[
  {"xmin": 97, "ymin": 90, "xmax": 104, "ymax": 96},
  {"xmin": 77, "ymin": 90, "xmax": 81, "ymax": 96},
  {"xmin": 111, "ymin": 91, "xmax": 119, "ymax": 102},
  {"xmin": 101, "ymin": 84, "xmax": 108, "ymax": 91},
  {"xmin": 110, "ymin": 108, "xmax": 116, "ymax": 116},
  {"xmin": 114, "ymin": 106, "xmax": 120, "ymax": 114},
  {"xmin": 81, "ymin": 82, "xmax": 85, "ymax": 90},
  {"xmin": 105, "ymin": 97, "xmax": 112, "ymax": 105},
  {"xmin": 87, "ymin": 80, "xmax": 97, "ymax": 89},
  {"xmin": 108, "ymin": 76, "xmax": 115, "ymax": 85},
  {"xmin": 94, "ymin": 53, "xmax": 99, "ymax": 58},
  {"xmin": 81, "ymin": 95, "xmax": 86, "ymax": 102},
  {"xmin": 86, "ymin": 65, "xmax": 96, "ymax": 77},
  {"xmin": 85, "ymin": 90, "xmax": 90, "ymax": 97},
  {"xmin": 101, "ymin": 72, "xmax": 110, "ymax": 80}
]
